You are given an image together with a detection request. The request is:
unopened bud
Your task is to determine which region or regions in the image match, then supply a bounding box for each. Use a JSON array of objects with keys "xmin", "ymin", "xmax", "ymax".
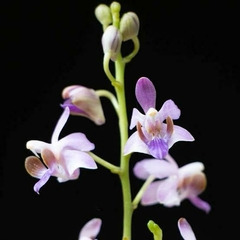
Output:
[
  {"xmin": 95, "ymin": 4, "xmax": 112, "ymax": 26},
  {"xmin": 120, "ymin": 12, "xmax": 140, "ymax": 41},
  {"xmin": 102, "ymin": 25, "xmax": 122, "ymax": 61}
]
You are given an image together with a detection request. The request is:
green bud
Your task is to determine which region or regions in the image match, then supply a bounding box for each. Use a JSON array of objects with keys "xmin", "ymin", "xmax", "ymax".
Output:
[
  {"xmin": 147, "ymin": 220, "xmax": 163, "ymax": 240},
  {"xmin": 102, "ymin": 25, "xmax": 122, "ymax": 61},
  {"xmin": 120, "ymin": 12, "xmax": 140, "ymax": 41},
  {"xmin": 95, "ymin": 4, "xmax": 112, "ymax": 26}
]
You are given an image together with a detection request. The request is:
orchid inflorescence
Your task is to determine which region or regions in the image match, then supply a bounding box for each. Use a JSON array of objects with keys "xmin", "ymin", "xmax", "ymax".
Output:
[{"xmin": 24, "ymin": 2, "xmax": 210, "ymax": 240}]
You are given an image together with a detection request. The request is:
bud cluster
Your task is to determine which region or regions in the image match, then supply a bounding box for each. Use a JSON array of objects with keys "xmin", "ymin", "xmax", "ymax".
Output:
[{"xmin": 95, "ymin": 2, "xmax": 140, "ymax": 61}]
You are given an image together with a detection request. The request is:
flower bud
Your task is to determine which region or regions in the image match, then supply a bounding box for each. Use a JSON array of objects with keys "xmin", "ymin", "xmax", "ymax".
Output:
[
  {"xmin": 102, "ymin": 25, "xmax": 122, "ymax": 61},
  {"xmin": 120, "ymin": 12, "xmax": 140, "ymax": 41},
  {"xmin": 94, "ymin": 4, "xmax": 112, "ymax": 27},
  {"xmin": 61, "ymin": 85, "xmax": 105, "ymax": 125}
]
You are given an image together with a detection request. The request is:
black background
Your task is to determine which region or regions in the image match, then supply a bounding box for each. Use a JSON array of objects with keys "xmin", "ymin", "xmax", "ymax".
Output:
[{"xmin": 3, "ymin": 0, "xmax": 239, "ymax": 239}]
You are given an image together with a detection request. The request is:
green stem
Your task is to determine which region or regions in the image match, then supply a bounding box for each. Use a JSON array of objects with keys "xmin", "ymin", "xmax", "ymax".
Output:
[
  {"xmin": 114, "ymin": 54, "xmax": 133, "ymax": 240},
  {"xmin": 88, "ymin": 152, "xmax": 121, "ymax": 174},
  {"xmin": 132, "ymin": 175, "xmax": 155, "ymax": 210}
]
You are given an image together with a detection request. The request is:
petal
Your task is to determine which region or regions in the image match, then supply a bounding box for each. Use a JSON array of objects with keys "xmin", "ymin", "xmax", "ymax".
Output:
[
  {"xmin": 123, "ymin": 131, "xmax": 149, "ymax": 156},
  {"xmin": 79, "ymin": 218, "xmax": 102, "ymax": 239},
  {"xmin": 25, "ymin": 156, "xmax": 48, "ymax": 178},
  {"xmin": 62, "ymin": 150, "xmax": 97, "ymax": 175},
  {"xmin": 33, "ymin": 169, "xmax": 52, "ymax": 194},
  {"xmin": 141, "ymin": 181, "xmax": 161, "ymax": 205},
  {"xmin": 51, "ymin": 107, "xmax": 70, "ymax": 143},
  {"xmin": 57, "ymin": 133, "xmax": 95, "ymax": 152},
  {"xmin": 57, "ymin": 168, "xmax": 80, "ymax": 182},
  {"xmin": 26, "ymin": 140, "xmax": 50, "ymax": 156},
  {"xmin": 178, "ymin": 218, "xmax": 196, "ymax": 240},
  {"xmin": 147, "ymin": 138, "xmax": 168, "ymax": 159},
  {"xmin": 135, "ymin": 77, "xmax": 156, "ymax": 113},
  {"xmin": 178, "ymin": 162, "xmax": 205, "ymax": 177},
  {"xmin": 133, "ymin": 159, "xmax": 178, "ymax": 180},
  {"xmin": 188, "ymin": 197, "xmax": 211, "ymax": 213},
  {"xmin": 129, "ymin": 108, "xmax": 146, "ymax": 129},
  {"xmin": 168, "ymin": 125, "xmax": 195, "ymax": 148},
  {"xmin": 157, "ymin": 99, "xmax": 181, "ymax": 122},
  {"xmin": 156, "ymin": 176, "xmax": 181, "ymax": 206}
]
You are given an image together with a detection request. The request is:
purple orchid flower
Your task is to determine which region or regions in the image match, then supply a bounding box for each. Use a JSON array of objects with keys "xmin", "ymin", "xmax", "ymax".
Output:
[
  {"xmin": 124, "ymin": 77, "xmax": 194, "ymax": 159},
  {"xmin": 133, "ymin": 154, "xmax": 211, "ymax": 213},
  {"xmin": 178, "ymin": 218, "xmax": 196, "ymax": 240},
  {"xmin": 25, "ymin": 107, "xmax": 97, "ymax": 194},
  {"xmin": 61, "ymin": 85, "xmax": 105, "ymax": 125},
  {"xmin": 78, "ymin": 218, "xmax": 102, "ymax": 240}
]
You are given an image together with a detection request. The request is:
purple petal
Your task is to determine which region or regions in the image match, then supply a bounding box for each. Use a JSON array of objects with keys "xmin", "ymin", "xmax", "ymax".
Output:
[
  {"xmin": 157, "ymin": 99, "xmax": 181, "ymax": 122},
  {"xmin": 168, "ymin": 125, "xmax": 195, "ymax": 148},
  {"xmin": 133, "ymin": 159, "xmax": 178, "ymax": 179},
  {"xmin": 141, "ymin": 181, "xmax": 161, "ymax": 205},
  {"xmin": 51, "ymin": 107, "xmax": 70, "ymax": 143},
  {"xmin": 62, "ymin": 150, "xmax": 97, "ymax": 175},
  {"xmin": 58, "ymin": 133, "xmax": 95, "ymax": 152},
  {"xmin": 188, "ymin": 197, "xmax": 211, "ymax": 213},
  {"xmin": 156, "ymin": 176, "xmax": 180, "ymax": 206},
  {"xmin": 147, "ymin": 138, "xmax": 168, "ymax": 159},
  {"xmin": 129, "ymin": 108, "xmax": 146, "ymax": 130},
  {"xmin": 135, "ymin": 77, "xmax": 156, "ymax": 113},
  {"xmin": 33, "ymin": 169, "xmax": 52, "ymax": 194},
  {"xmin": 178, "ymin": 218, "xmax": 196, "ymax": 240},
  {"xmin": 79, "ymin": 218, "xmax": 102, "ymax": 240},
  {"xmin": 123, "ymin": 131, "xmax": 149, "ymax": 156}
]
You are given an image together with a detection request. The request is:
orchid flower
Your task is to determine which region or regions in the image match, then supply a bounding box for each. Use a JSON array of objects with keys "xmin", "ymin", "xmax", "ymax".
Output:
[
  {"xmin": 25, "ymin": 107, "xmax": 97, "ymax": 194},
  {"xmin": 124, "ymin": 77, "xmax": 194, "ymax": 159},
  {"xmin": 178, "ymin": 218, "xmax": 196, "ymax": 240},
  {"xmin": 61, "ymin": 85, "xmax": 105, "ymax": 125},
  {"xmin": 78, "ymin": 218, "xmax": 102, "ymax": 240},
  {"xmin": 133, "ymin": 154, "xmax": 211, "ymax": 213}
]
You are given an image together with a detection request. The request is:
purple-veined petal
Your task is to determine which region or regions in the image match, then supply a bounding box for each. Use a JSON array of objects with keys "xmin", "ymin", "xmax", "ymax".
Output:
[
  {"xmin": 26, "ymin": 140, "xmax": 50, "ymax": 156},
  {"xmin": 188, "ymin": 196, "xmax": 211, "ymax": 213},
  {"xmin": 123, "ymin": 131, "xmax": 149, "ymax": 156},
  {"xmin": 25, "ymin": 156, "xmax": 48, "ymax": 178},
  {"xmin": 178, "ymin": 218, "xmax": 196, "ymax": 240},
  {"xmin": 129, "ymin": 108, "xmax": 146, "ymax": 129},
  {"xmin": 33, "ymin": 169, "xmax": 52, "ymax": 194},
  {"xmin": 51, "ymin": 107, "xmax": 70, "ymax": 143},
  {"xmin": 57, "ymin": 133, "xmax": 95, "ymax": 152},
  {"xmin": 156, "ymin": 175, "xmax": 180, "ymax": 206},
  {"xmin": 147, "ymin": 138, "xmax": 168, "ymax": 159},
  {"xmin": 79, "ymin": 218, "xmax": 102, "ymax": 240},
  {"xmin": 141, "ymin": 181, "xmax": 161, "ymax": 205},
  {"xmin": 62, "ymin": 150, "xmax": 97, "ymax": 175},
  {"xmin": 157, "ymin": 99, "xmax": 181, "ymax": 122},
  {"xmin": 133, "ymin": 159, "xmax": 178, "ymax": 180},
  {"xmin": 168, "ymin": 125, "xmax": 195, "ymax": 148},
  {"xmin": 135, "ymin": 77, "xmax": 156, "ymax": 113}
]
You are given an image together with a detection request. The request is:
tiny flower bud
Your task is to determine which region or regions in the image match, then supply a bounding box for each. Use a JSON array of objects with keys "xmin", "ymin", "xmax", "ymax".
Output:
[
  {"xmin": 102, "ymin": 25, "xmax": 122, "ymax": 61},
  {"xmin": 61, "ymin": 85, "xmax": 106, "ymax": 125},
  {"xmin": 94, "ymin": 4, "xmax": 112, "ymax": 26},
  {"xmin": 120, "ymin": 12, "xmax": 140, "ymax": 41}
]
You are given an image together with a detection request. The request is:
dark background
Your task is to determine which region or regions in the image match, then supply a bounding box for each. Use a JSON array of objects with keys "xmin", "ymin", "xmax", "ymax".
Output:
[{"xmin": 3, "ymin": 0, "xmax": 239, "ymax": 239}]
